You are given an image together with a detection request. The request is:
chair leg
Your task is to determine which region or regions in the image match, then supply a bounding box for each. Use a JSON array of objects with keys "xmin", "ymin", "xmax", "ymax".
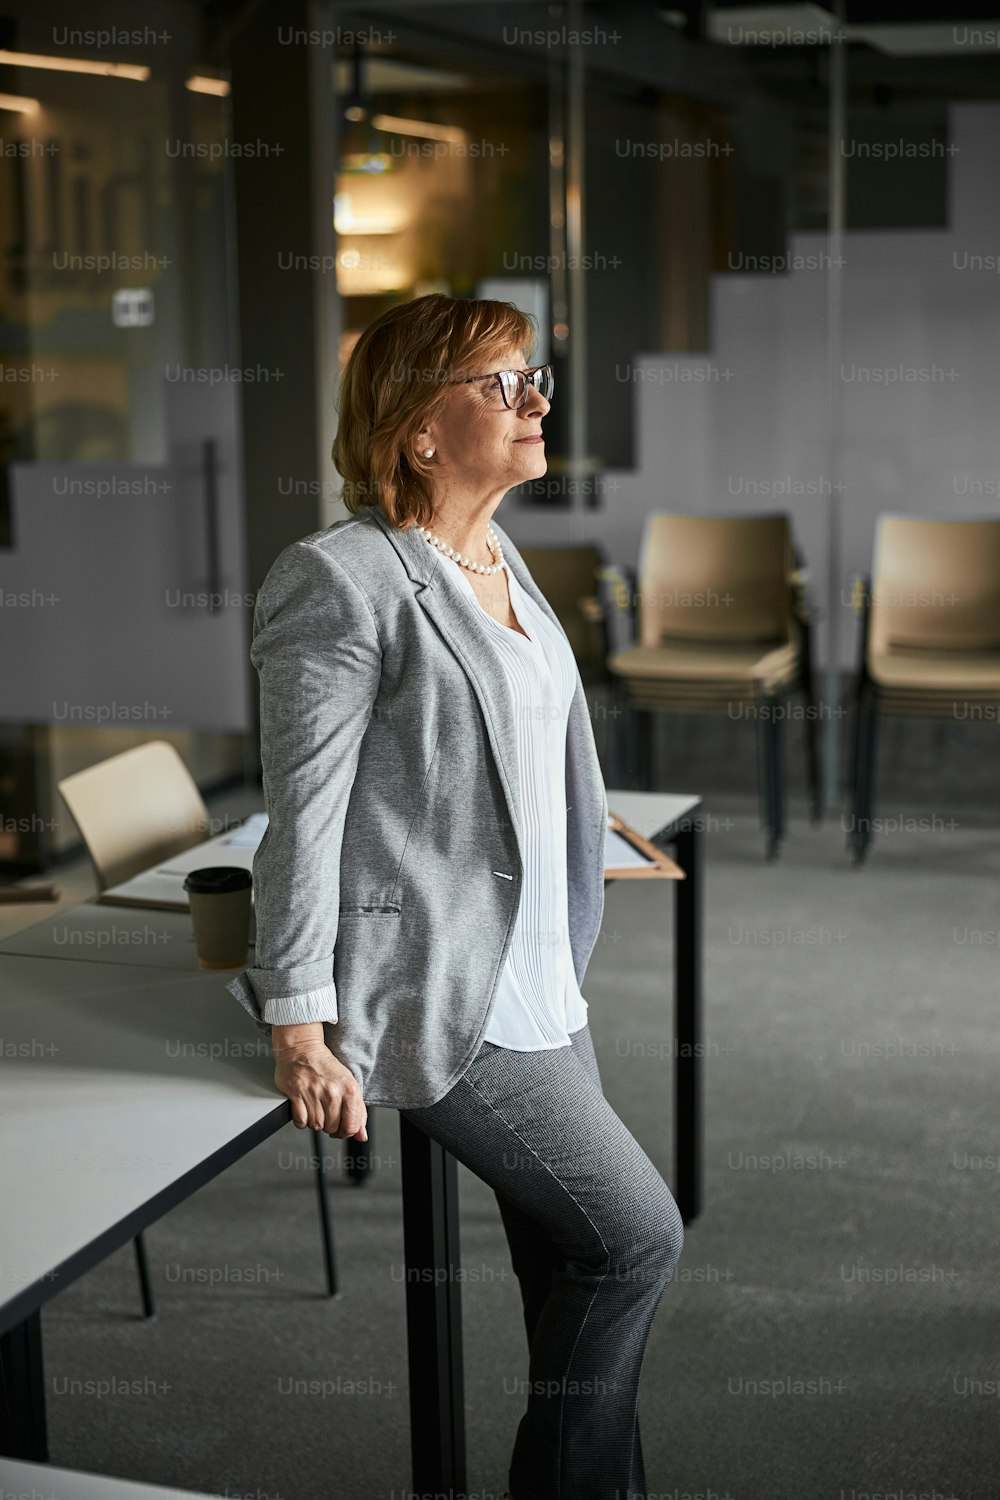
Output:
[
  {"xmin": 850, "ymin": 688, "xmax": 878, "ymax": 866},
  {"xmin": 772, "ymin": 704, "xmax": 786, "ymax": 855},
  {"xmin": 804, "ymin": 689, "xmax": 823, "ymax": 824},
  {"xmin": 132, "ymin": 1233, "xmax": 157, "ymax": 1321},
  {"xmin": 863, "ymin": 699, "xmax": 881, "ymax": 861},
  {"xmin": 756, "ymin": 703, "xmax": 773, "ymax": 843},
  {"xmin": 764, "ymin": 707, "xmax": 782, "ymax": 860},
  {"xmin": 754, "ymin": 701, "xmax": 768, "ymax": 831},
  {"xmin": 312, "ymin": 1129, "xmax": 341, "ymax": 1298},
  {"xmin": 608, "ymin": 683, "xmax": 629, "ymax": 787},
  {"xmin": 639, "ymin": 708, "xmax": 656, "ymax": 790},
  {"xmin": 848, "ymin": 690, "xmax": 866, "ymax": 863},
  {"xmin": 632, "ymin": 704, "xmax": 649, "ymax": 790},
  {"xmin": 624, "ymin": 701, "xmax": 636, "ymax": 788},
  {"xmin": 601, "ymin": 679, "xmax": 619, "ymax": 776}
]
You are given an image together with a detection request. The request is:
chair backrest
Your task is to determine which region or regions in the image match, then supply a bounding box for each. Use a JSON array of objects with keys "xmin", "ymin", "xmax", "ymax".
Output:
[
  {"xmin": 869, "ymin": 516, "xmax": 1000, "ymax": 657},
  {"xmin": 519, "ymin": 544, "xmax": 605, "ymax": 662},
  {"xmin": 57, "ymin": 740, "xmax": 211, "ymax": 891},
  {"xmin": 636, "ymin": 514, "xmax": 795, "ymax": 647}
]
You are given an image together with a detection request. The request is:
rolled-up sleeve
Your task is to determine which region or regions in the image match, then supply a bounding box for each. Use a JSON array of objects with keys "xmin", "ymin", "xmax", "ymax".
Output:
[{"xmin": 225, "ymin": 540, "xmax": 382, "ymax": 1037}]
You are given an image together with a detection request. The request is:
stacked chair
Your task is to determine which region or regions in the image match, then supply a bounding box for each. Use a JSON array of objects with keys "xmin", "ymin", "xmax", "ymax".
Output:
[
  {"xmin": 602, "ymin": 513, "xmax": 821, "ymax": 859},
  {"xmin": 849, "ymin": 515, "xmax": 1000, "ymax": 864}
]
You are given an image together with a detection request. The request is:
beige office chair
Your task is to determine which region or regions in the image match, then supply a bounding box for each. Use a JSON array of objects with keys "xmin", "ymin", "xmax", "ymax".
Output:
[
  {"xmin": 56, "ymin": 741, "xmax": 342, "ymax": 1309},
  {"xmin": 605, "ymin": 514, "xmax": 821, "ymax": 858},
  {"xmin": 850, "ymin": 515, "xmax": 1000, "ymax": 864},
  {"xmin": 58, "ymin": 741, "xmax": 212, "ymax": 891},
  {"xmin": 518, "ymin": 544, "xmax": 607, "ymax": 684}
]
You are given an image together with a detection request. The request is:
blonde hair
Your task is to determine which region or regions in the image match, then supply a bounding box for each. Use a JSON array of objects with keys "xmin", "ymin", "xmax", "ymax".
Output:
[{"xmin": 333, "ymin": 293, "xmax": 536, "ymax": 529}]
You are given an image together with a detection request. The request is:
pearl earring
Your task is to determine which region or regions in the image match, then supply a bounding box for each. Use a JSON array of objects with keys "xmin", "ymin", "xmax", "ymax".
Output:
[{"xmin": 422, "ymin": 448, "xmax": 435, "ymax": 458}]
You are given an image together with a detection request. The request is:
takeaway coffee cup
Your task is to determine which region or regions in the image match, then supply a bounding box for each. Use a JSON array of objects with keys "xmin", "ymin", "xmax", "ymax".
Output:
[{"xmin": 182, "ymin": 866, "xmax": 253, "ymax": 969}]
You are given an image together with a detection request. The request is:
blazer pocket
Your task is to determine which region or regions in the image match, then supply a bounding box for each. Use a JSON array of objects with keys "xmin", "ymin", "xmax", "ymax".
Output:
[{"xmin": 338, "ymin": 904, "xmax": 402, "ymax": 918}]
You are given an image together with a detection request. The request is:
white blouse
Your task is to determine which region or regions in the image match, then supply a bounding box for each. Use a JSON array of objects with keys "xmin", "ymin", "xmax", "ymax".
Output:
[{"xmin": 438, "ymin": 552, "xmax": 589, "ymax": 1050}]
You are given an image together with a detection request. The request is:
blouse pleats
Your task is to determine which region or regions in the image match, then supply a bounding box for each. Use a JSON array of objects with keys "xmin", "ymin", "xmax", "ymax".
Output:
[{"xmin": 438, "ymin": 554, "xmax": 589, "ymax": 1050}]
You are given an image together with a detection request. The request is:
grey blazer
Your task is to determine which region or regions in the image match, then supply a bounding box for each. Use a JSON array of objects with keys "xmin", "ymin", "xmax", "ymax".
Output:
[{"xmin": 225, "ymin": 504, "xmax": 608, "ymax": 1109}]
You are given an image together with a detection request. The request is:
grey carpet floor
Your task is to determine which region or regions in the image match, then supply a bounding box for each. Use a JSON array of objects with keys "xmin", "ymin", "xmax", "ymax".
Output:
[{"xmin": 25, "ymin": 788, "xmax": 1000, "ymax": 1500}]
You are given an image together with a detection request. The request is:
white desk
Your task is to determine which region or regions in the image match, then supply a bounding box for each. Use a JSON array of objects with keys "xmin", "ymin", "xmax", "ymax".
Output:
[
  {"xmin": 604, "ymin": 790, "xmax": 701, "ymax": 836},
  {"xmin": 0, "ymin": 903, "xmax": 248, "ymax": 969},
  {"xmin": 95, "ymin": 816, "xmax": 265, "ymax": 914},
  {"xmin": 0, "ymin": 1457, "xmax": 221, "ymax": 1499},
  {"xmin": 0, "ymin": 948, "xmax": 443, "ymax": 1491},
  {"xmin": 0, "ymin": 955, "xmax": 278, "ymax": 1295},
  {"xmin": 0, "ymin": 794, "xmax": 702, "ymax": 970},
  {"xmin": 0, "ymin": 788, "xmax": 704, "ymax": 1218},
  {"xmin": 0, "ymin": 787, "xmax": 704, "ymax": 1497}
]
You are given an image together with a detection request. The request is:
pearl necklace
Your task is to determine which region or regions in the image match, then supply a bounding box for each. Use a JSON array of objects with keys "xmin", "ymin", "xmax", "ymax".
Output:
[{"xmin": 417, "ymin": 523, "xmax": 504, "ymax": 576}]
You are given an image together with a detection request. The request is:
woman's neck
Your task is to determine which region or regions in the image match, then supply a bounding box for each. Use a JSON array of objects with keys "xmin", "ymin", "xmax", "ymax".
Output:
[{"xmin": 425, "ymin": 505, "xmax": 498, "ymax": 568}]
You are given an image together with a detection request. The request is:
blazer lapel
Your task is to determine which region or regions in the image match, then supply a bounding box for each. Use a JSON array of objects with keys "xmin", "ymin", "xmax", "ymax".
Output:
[
  {"xmin": 367, "ymin": 506, "xmax": 524, "ymax": 844},
  {"xmin": 491, "ymin": 519, "xmax": 567, "ymax": 634}
]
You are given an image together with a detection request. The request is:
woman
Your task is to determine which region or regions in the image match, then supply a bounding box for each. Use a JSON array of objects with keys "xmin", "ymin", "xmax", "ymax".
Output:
[{"xmin": 225, "ymin": 294, "xmax": 684, "ymax": 1500}]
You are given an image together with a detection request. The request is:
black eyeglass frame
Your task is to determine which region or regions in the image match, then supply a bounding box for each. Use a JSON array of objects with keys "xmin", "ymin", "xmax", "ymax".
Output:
[{"xmin": 449, "ymin": 364, "xmax": 554, "ymax": 411}]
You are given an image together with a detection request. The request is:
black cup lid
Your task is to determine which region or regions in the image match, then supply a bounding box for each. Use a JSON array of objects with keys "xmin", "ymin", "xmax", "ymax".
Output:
[{"xmin": 182, "ymin": 866, "xmax": 252, "ymax": 895}]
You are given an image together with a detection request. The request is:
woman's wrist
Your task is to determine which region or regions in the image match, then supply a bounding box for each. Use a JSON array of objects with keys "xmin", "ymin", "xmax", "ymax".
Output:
[{"xmin": 271, "ymin": 1021, "xmax": 326, "ymax": 1057}]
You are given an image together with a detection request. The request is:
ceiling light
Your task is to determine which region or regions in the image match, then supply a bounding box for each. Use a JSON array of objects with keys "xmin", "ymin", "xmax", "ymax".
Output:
[
  {"xmin": 371, "ymin": 113, "xmax": 466, "ymax": 144},
  {"xmin": 186, "ymin": 75, "xmax": 230, "ymax": 96},
  {"xmin": 0, "ymin": 92, "xmax": 39, "ymax": 112},
  {"xmin": 0, "ymin": 49, "xmax": 149, "ymax": 80},
  {"xmin": 334, "ymin": 189, "xmax": 409, "ymax": 235}
]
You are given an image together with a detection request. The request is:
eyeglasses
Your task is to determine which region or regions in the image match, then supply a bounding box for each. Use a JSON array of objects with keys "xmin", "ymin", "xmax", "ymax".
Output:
[{"xmin": 451, "ymin": 364, "xmax": 554, "ymax": 411}]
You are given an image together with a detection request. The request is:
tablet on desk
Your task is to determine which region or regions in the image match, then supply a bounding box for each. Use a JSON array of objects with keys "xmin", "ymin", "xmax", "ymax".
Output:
[{"xmin": 605, "ymin": 812, "xmax": 685, "ymax": 880}]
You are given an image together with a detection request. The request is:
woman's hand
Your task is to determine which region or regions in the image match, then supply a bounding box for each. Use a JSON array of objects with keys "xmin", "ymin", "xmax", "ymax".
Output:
[{"xmin": 272, "ymin": 1026, "xmax": 368, "ymax": 1140}]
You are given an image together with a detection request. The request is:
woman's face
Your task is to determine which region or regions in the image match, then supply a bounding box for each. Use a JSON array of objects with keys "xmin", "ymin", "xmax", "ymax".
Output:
[{"xmin": 416, "ymin": 344, "xmax": 550, "ymax": 499}]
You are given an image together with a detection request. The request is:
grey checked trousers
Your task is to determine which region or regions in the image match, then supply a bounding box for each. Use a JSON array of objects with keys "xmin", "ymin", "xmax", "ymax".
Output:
[{"xmin": 400, "ymin": 1023, "xmax": 684, "ymax": 1500}]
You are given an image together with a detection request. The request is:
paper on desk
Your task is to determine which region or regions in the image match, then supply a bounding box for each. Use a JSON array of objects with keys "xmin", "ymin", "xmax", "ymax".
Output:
[
  {"xmin": 220, "ymin": 811, "xmax": 269, "ymax": 847},
  {"xmin": 605, "ymin": 825, "xmax": 656, "ymax": 870},
  {"xmin": 98, "ymin": 815, "xmax": 269, "ymax": 912}
]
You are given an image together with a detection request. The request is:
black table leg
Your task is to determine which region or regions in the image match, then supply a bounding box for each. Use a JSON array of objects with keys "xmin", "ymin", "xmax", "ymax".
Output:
[
  {"xmin": 311, "ymin": 1130, "xmax": 341, "ymax": 1298},
  {"xmin": 672, "ymin": 817, "xmax": 704, "ymax": 1225},
  {"xmin": 0, "ymin": 1309, "xmax": 47, "ymax": 1461},
  {"xmin": 398, "ymin": 1114, "xmax": 466, "ymax": 1498}
]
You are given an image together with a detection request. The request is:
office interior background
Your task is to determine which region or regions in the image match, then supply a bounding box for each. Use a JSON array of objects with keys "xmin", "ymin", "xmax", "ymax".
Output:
[{"xmin": 1, "ymin": 0, "xmax": 999, "ymax": 1497}]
